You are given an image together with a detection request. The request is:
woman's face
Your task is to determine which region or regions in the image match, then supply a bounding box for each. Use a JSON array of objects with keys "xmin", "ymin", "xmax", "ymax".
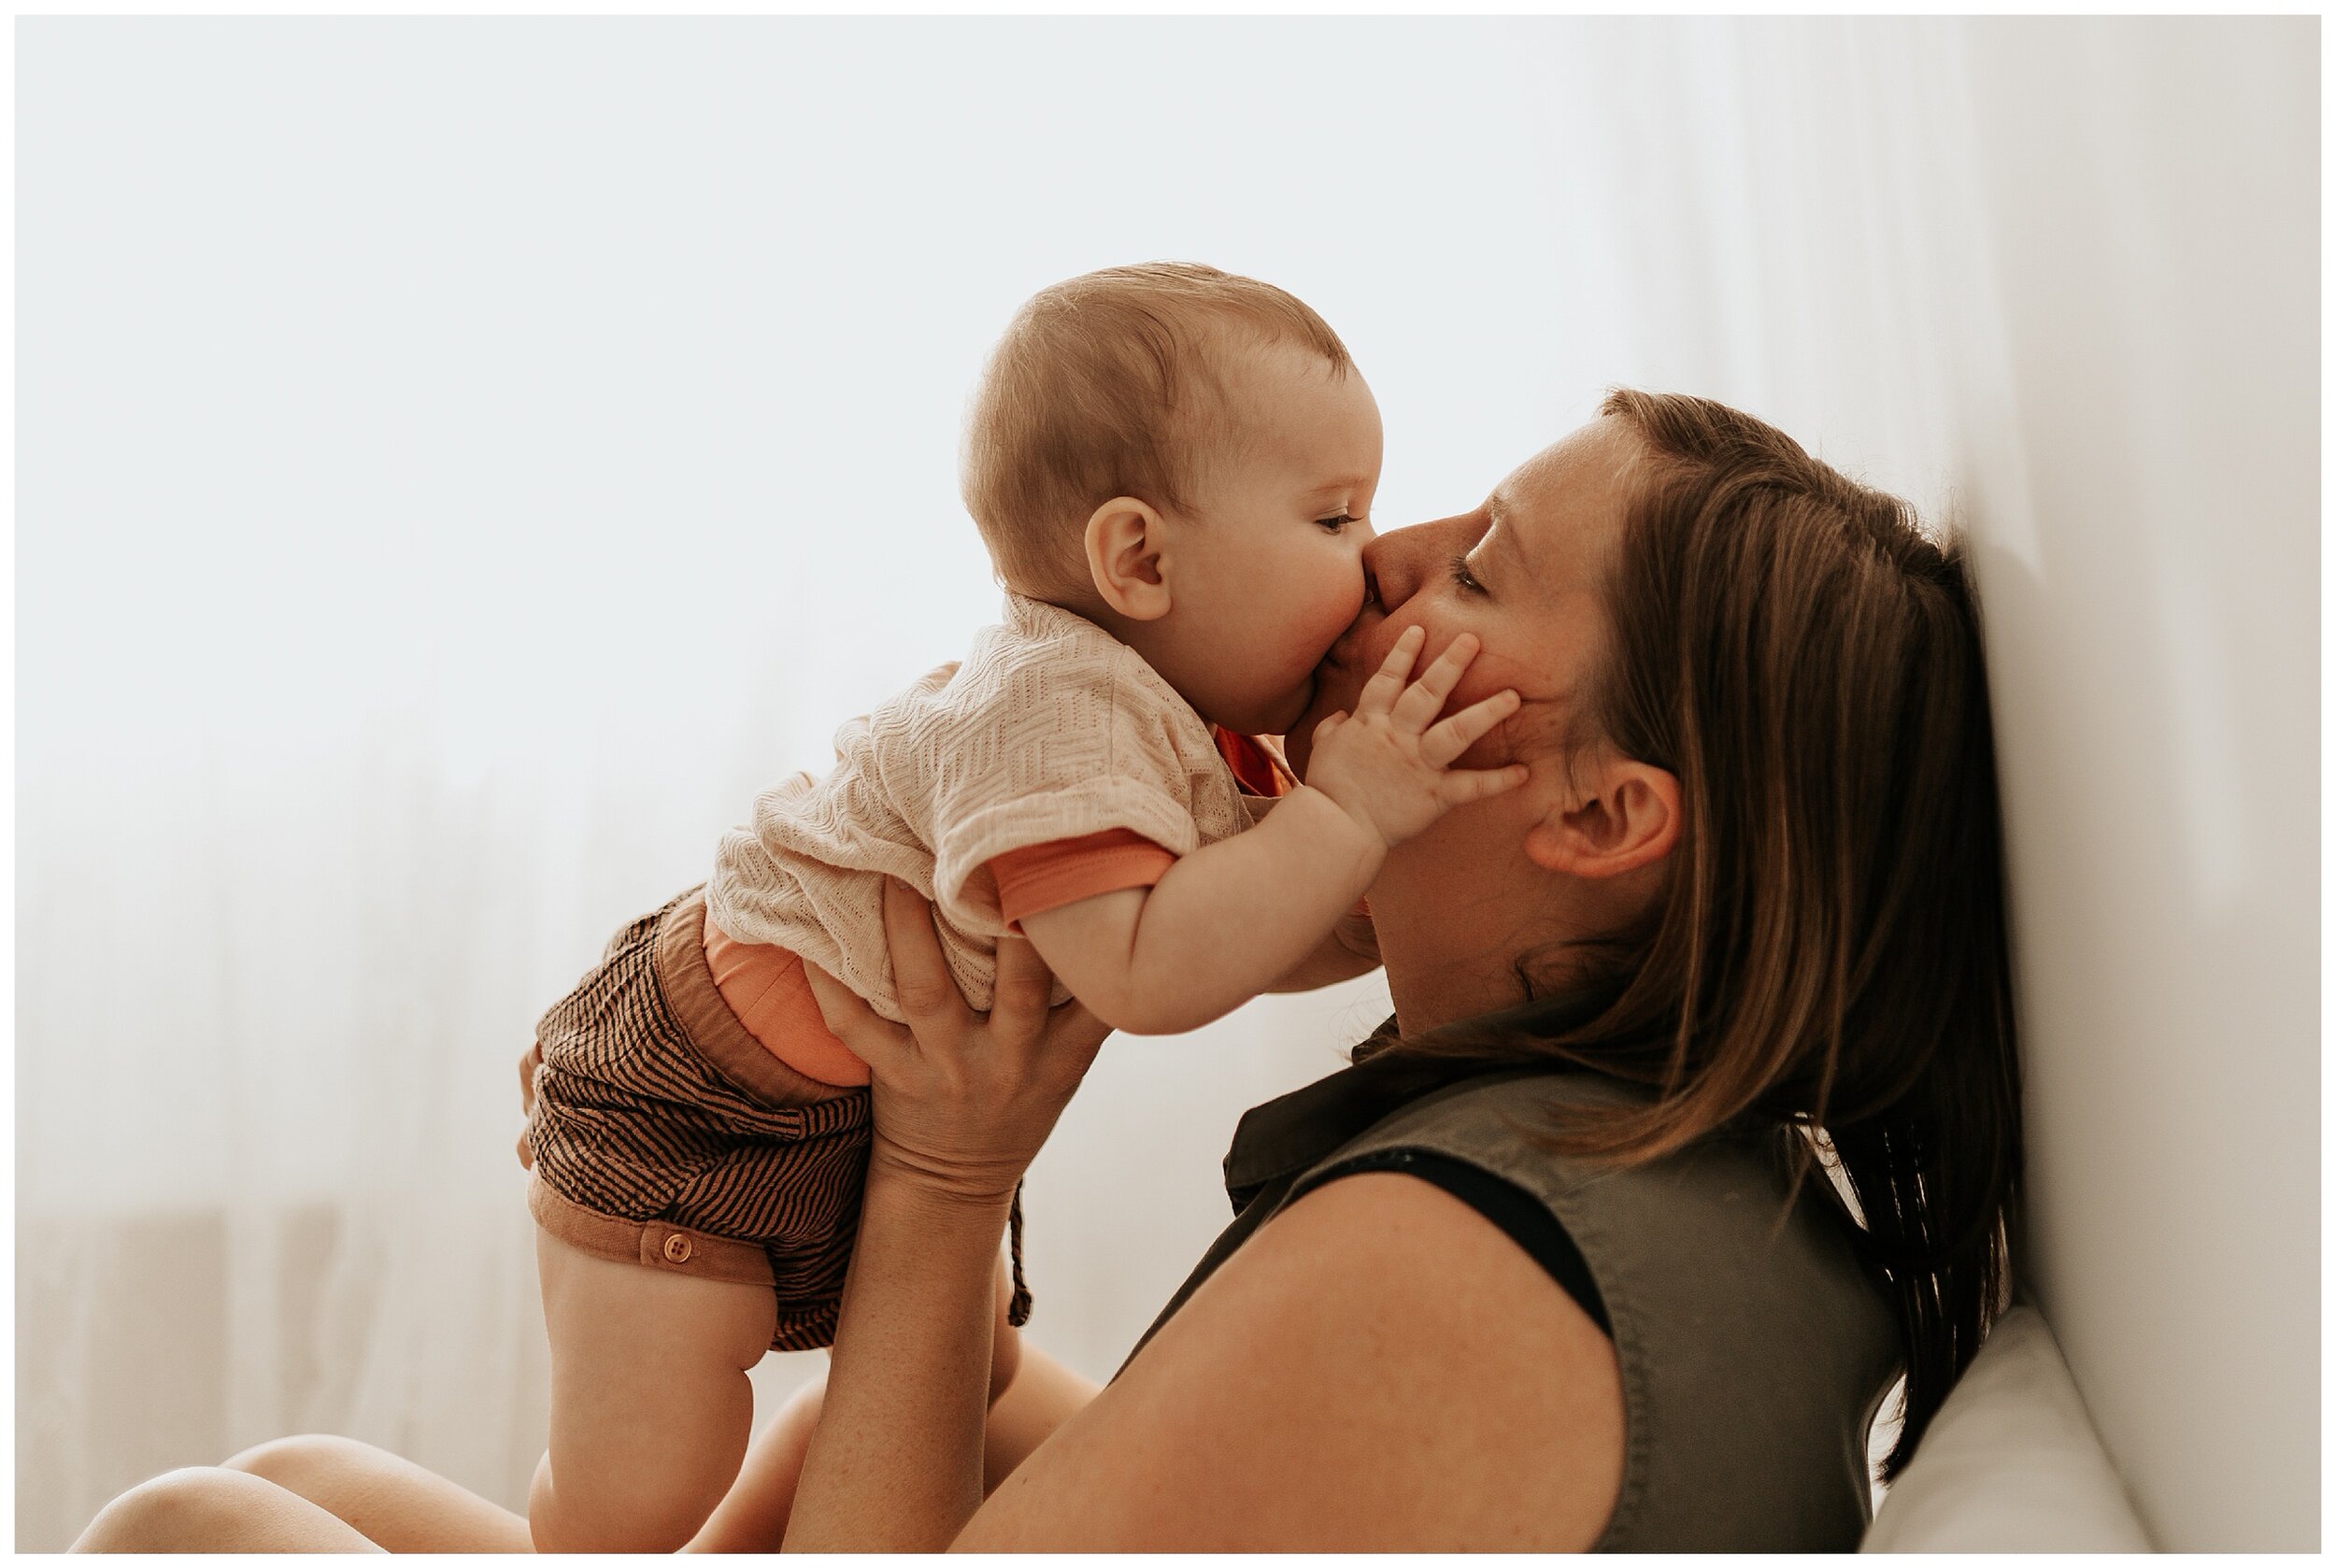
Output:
[{"xmin": 1284, "ymin": 416, "xmax": 1640, "ymax": 779}]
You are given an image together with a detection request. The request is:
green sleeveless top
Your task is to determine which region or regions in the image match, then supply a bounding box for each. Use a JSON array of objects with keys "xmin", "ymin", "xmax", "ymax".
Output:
[{"xmin": 1119, "ymin": 1020, "xmax": 1902, "ymax": 1551}]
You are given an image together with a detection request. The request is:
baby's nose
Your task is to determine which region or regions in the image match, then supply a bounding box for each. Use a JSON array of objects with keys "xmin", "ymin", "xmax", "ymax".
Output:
[{"xmin": 1360, "ymin": 530, "xmax": 1421, "ymax": 612}]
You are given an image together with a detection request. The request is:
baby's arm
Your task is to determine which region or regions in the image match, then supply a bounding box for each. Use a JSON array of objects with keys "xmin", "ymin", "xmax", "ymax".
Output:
[
  {"xmin": 1264, "ymin": 904, "xmax": 1382, "ymax": 993},
  {"xmin": 1019, "ymin": 628, "xmax": 1518, "ymax": 1035},
  {"xmin": 1221, "ymin": 791, "xmax": 1382, "ymax": 993},
  {"xmin": 1018, "ymin": 789, "xmax": 1378, "ymax": 1033}
]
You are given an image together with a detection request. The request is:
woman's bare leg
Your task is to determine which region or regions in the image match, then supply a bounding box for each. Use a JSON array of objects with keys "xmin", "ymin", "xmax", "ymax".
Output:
[
  {"xmin": 692, "ymin": 1253, "xmax": 1047, "ymax": 1551},
  {"xmin": 222, "ymin": 1434, "xmax": 532, "ymax": 1552},
  {"xmin": 74, "ymin": 1436, "xmax": 537, "ymax": 1553},
  {"xmin": 689, "ymin": 1337, "xmax": 1100, "ymax": 1551},
  {"xmin": 70, "ymin": 1466, "xmax": 385, "ymax": 1552}
]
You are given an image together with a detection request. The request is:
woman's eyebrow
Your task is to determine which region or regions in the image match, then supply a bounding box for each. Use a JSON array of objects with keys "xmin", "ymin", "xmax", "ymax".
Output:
[{"xmin": 1485, "ymin": 494, "xmax": 1530, "ymax": 578}]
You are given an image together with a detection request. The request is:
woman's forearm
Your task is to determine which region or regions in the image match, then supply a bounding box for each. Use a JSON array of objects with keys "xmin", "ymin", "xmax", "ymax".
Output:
[{"xmin": 782, "ymin": 1173, "xmax": 1012, "ymax": 1552}]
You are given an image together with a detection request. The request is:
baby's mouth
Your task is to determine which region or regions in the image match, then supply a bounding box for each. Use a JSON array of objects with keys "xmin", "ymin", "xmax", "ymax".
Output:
[
  {"xmin": 1302, "ymin": 642, "xmax": 1361, "ymax": 725},
  {"xmin": 1305, "ymin": 593, "xmax": 1387, "ymax": 717},
  {"xmin": 1321, "ymin": 610, "xmax": 1380, "ymax": 677}
]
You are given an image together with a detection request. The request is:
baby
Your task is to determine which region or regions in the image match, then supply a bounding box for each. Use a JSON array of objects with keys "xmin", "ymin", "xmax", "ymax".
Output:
[{"xmin": 518, "ymin": 263, "xmax": 1526, "ymax": 1549}]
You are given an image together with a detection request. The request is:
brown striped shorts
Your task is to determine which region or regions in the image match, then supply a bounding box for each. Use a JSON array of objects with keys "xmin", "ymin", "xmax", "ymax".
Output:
[{"xmin": 523, "ymin": 885, "xmax": 871, "ymax": 1352}]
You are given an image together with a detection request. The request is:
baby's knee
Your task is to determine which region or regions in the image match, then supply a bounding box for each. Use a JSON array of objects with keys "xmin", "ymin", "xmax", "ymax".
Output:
[
  {"xmin": 71, "ymin": 1467, "xmax": 273, "ymax": 1551},
  {"xmin": 531, "ymin": 1472, "xmax": 708, "ymax": 1554},
  {"xmin": 531, "ymin": 1443, "xmax": 736, "ymax": 1555}
]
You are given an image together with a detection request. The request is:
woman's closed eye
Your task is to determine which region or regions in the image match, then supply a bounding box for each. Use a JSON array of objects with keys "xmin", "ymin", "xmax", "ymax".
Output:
[{"xmin": 1448, "ymin": 553, "xmax": 1487, "ymax": 595}]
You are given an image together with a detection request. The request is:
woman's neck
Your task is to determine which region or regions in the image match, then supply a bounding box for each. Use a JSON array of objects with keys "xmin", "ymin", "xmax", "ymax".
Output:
[
  {"xmin": 1380, "ymin": 941, "xmax": 1526, "ymax": 1038},
  {"xmin": 1369, "ymin": 820, "xmax": 1545, "ymax": 1037},
  {"xmin": 1370, "ymin": 802, "xmax": 1654, "ymax": 1039}
]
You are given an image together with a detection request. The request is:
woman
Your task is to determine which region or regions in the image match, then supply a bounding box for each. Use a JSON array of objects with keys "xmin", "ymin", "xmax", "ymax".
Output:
[{"xmin": 74, "ymin": 391, "xmax": 2021, "ymax": 1551}]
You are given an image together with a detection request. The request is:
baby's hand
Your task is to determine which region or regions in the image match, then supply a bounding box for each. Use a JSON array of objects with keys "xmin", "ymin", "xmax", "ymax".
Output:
[{"xmin": 1302, "ymin": 625, "xmax": 1530, "ymax": 848}]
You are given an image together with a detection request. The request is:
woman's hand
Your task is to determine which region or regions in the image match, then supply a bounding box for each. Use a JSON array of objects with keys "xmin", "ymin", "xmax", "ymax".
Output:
[
  {"xmin": 784, "ymin": 879, "xmax": 1110, "ymax": 1551},
  {"xmin": 800, "ymin": 877, "xmax": 1113, "ymax": 1205}
]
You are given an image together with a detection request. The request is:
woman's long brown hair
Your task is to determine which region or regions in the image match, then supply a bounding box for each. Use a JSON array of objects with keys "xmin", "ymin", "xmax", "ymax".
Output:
[{"xmin": 1361, "ymin": 390, "xmax": 2023, "ymax": 1480}]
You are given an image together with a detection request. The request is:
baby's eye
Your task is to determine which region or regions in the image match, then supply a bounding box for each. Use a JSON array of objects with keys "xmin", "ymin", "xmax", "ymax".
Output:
[
  {"xmin": 1316, "ymin": 514, "xmax": 1358, "ymax": 534},
  {"xmin": 1448, "ymin": 554, "xmax": 1487, "ymax": 595}
]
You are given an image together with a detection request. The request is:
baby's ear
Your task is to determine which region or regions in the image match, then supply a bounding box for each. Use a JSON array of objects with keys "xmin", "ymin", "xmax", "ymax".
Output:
[{"xmin": 1084, "ymin": 497, "xmax": 1174, "ymax": 621}]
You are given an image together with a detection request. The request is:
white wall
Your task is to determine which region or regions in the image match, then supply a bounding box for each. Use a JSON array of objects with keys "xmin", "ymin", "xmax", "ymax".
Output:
[
  {"xmin": 1537, "ymin": 18, "xmax": 2317, "ymax": 1551},
  {"xmin": 16, "ymin": 17, "xmax": 2317, "ymax": 1552},
  {"xmin": 1954, "ymin": 21, "xmax": 2319, "ymax": 1552}
]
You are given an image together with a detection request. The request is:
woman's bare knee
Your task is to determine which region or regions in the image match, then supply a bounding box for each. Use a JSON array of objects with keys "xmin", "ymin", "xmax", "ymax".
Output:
[
  {"xmin": 75, "ymin": 1468, "xmax": 236, "ymax": 1551},
  {"xmin": 221, "ymin": 1432, "xmax": 367, "ymax": 1490},
  {"xmin": 221, "ymin": 1434, "xmax": 529, "ymax": 1553},
  {"xmin": 71, "ymin": 1466, "xmax": 379, "ymax": 1553}
]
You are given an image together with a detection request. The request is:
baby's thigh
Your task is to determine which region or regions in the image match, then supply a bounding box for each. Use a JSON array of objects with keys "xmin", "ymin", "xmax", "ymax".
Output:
[{"xmin": 534, "ymin": 1229, "xmax": 776, "ymax": 1549}]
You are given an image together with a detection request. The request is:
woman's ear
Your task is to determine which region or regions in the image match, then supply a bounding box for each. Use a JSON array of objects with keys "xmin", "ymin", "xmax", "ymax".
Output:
[
  {"xmin": 1084, "ymin": 497, "xmax": 1174, "ymax": 621},
  {"xmin": 1522, "ymin": 756, "xmax": 1681, "ymax": 879}
]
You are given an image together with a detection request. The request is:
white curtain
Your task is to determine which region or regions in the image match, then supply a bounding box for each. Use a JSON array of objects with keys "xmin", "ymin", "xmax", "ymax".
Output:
[{"xmin": 19, "ymin": 17, "xmax": 2312, "ymax": 1552}]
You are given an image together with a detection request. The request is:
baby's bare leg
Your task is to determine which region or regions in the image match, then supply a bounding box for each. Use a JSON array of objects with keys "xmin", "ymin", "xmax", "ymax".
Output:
[{"xmin": 530, "ymin": 1228, "xmax": 776, "ymax": 1552}]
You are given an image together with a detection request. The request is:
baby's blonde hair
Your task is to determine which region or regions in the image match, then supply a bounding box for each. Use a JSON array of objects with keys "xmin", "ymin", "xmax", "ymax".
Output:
[{"xmin": 961, "ymin": 263, "xmax": 1352, "ymax": 598}]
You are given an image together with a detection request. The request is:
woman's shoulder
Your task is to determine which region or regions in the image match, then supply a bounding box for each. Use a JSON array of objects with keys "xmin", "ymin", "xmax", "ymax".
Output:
[
  {"xmin": 1056, "ymin": 1058, "xmax": 1897, "ymax": 1550},
  {"xmin": 1314, "ymin": 1067, "xmax": 1887, "ymax": 1325},
  {"xmin": 1291, "ymin": 1065, "xmax": 1902, "ymax": 1551},
  {"xmin": 957, "ymin": 1150, "xmax": 1623, "ymax": 1550}
]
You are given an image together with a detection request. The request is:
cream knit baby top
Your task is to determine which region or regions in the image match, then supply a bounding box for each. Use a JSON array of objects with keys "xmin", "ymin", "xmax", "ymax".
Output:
[{"xmin": 706, "ymin": 592, "xmax": 1267, "ymax": 1022}]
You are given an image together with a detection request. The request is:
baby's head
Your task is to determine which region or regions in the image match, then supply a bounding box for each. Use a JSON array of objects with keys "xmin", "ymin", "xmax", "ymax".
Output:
[{"xmin": 961, "ymin": 263, "xmax": 1382, "ymax": 736}]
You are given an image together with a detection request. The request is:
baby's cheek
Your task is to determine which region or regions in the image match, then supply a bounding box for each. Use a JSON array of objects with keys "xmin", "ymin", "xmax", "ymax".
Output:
[{"xmin": 1281, "ymin": 594, "xmax": 1363, "ymax": 679}]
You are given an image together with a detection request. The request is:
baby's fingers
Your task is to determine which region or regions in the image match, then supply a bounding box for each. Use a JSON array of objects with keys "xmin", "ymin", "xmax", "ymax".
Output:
[
  {"xmin": 1437, "ymin": 761, "xmax": 1533, "ymax": 806},
  {"xmin": 1390, "ymin": 632, "xmax": 1486, "ymax": 733},
  {"xmin": 1353, "ymin": 624, "xmax": 1427, "ymax": 715},
  {"xmin": 1420, "ymin": 688, "xmax": 1524, "ymax": 769}
]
